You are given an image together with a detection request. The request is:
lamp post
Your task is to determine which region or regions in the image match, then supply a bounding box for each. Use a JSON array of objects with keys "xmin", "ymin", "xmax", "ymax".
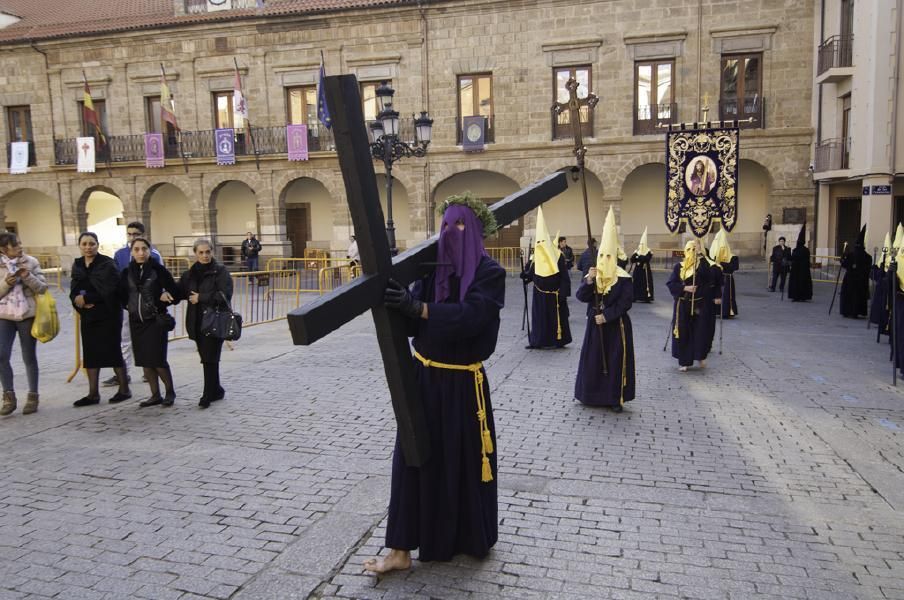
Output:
[{"xmin": 369, "ymin": 81, "xmax": 433, "ymax": 254}]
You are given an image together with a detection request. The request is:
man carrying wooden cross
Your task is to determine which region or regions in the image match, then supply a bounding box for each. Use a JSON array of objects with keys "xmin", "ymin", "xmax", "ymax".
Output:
[{"xmin": 365, "ymin": 193, "xmax": 505, "ymax": 573}]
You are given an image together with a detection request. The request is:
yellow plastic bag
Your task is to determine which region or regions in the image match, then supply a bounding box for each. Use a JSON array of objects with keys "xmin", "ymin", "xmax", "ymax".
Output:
[{"xmin": 31, "ymin": 291, "xmax": 59, "ymax": 343}]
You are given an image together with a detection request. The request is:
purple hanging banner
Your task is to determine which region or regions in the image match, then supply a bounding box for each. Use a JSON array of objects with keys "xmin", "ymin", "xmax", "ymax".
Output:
[
  {"xmin": 145, "ymin": 133, "xmax": 164, "ymax": 168},
  {"xmin": 215, "ymin": 128, "xmax": 235, "ymax": 165},
  {"xmin": 287, "ymin": 124, "xmax": 309, "ymax": 161}
]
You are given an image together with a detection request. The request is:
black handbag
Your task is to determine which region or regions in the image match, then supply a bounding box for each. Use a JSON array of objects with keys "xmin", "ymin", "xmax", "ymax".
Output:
[
  {"xmin": 200, "ymin": 292, "xmax": 242, "ymax": 341},
  {"xmin": 156, "ymin": 312, "xmax": 177, "ymax": 332}
]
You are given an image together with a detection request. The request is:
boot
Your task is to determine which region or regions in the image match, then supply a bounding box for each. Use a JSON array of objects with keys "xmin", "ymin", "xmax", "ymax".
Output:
[
  {"xmin": 22, "ymin": 393, "xmax": 38, "ymax": 415},
  {"xmin": 0, "ymin": 391, "xmax": 17, "ymax": 416}
]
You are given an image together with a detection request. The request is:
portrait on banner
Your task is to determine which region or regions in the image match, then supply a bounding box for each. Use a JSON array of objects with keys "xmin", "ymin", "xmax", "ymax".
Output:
[{"xmin": 665, "ymin": 126, "xmax": 739, "ymax": 237}]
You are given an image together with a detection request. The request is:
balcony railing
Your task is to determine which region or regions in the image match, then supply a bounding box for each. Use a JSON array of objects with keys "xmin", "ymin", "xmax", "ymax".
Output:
[
  {"xmin": 817, "ymin": 35, "xmax": 854, "ymax": 76},
  {"xmin": 6, "ymin": 142, "xmax": 37, "ymax": 168},
  {"xmin": 53, "ymin": 123, "xmax": 335, "ymax": 165},
  {"xmin": 184, "ymin": 0, "xmax": 259, "ymax": 13},
  {"xmin": 719, "ymin": 97, "xmax": 765, "ymax": 129},
  {"xmin": 634, "ymin": 102, "xmax": 678, "ymax": 135},
  {"xmin": 814, "ymin": 138, "xmax": 850, "ymax": 172}
]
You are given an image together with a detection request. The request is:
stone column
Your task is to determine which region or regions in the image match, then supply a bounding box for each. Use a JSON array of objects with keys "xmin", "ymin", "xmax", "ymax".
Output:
[{"xmin": 815, "ymin": 183, "xmax": 832, "ymax": 257}]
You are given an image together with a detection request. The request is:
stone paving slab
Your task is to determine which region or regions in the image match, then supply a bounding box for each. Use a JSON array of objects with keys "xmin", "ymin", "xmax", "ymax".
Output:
[{"xmin": 0, "ymin": 271, "xmax": 902, "ymax": 599}]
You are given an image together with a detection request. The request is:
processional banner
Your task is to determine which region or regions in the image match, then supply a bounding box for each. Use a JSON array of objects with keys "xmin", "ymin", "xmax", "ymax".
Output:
[
  {"xmin": 665, "ymin": 126, "xmax": 739, "ymax": 237},
  {"xmin": 287, "ymin": 124, "xmax": 308, "ymax": 161},
  {"xmin": 215, "ymin": 128, "xmax": 235, "ymax": 165},
  {"xmin": 145, "ymin": 133, "xmax": 164, "ymax": 168},
  {"xmin": 76, "ymin": 137, "xmax": 95, "ymax": 173},
  {"xmin": 9, "ymin": 142, "xmax": 28, "ymax": 174}
]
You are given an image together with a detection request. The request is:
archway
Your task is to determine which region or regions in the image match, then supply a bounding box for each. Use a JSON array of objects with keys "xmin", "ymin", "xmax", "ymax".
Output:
[
  {"xmin": 621, "ymin": 162, "xmax": 668, "ymax": 251},
  {"xmin": 280, "ymin": 177, "xmax": 334, "ymax": 257},
  {"xmin": 432, "ymin": 170, "xmax": 520, "ymax": 246},
  {"xmin": 212, "ymin": 181, "xmax": 257, "ymax": 267},
  {"xmin": 1, "ymin": 189, "xmax": 63, "ymax": 252},
  {"xmin": 84, "ymin": 189, "xmax": 125, "ymax": 256},
  {"xmin": 146, "ymin": 183, "xmax": 192, "ymax": 256},
  {"xmin": 733, "ymin": 159, "xmax": 771, "ymax": 255},
  {"xmin": 375, "ymin": 174, "xmax": 410, "ymax": 250},
  {"xmin": 542, "ymin": 168, "xmax": 605, "ymax": 252}
]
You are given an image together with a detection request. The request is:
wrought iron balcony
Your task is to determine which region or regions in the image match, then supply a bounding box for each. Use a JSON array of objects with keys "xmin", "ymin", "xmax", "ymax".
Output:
[
  {"xmin": 719, "ymin": 97, "xmax": 765, "ymax": 129},
  {"xmin": 817, "ymin": 35, "xmax": 854, "ymax": 76},
  {"xmin": 53, "ymin": 124, "xmax": 335, "ymax": 166},
  {"xmin": 814, "ymin": 138, "xmax": 849, "ymax": 172},
  {"xmin": 633, "ymin": 102, "xmax": 678, "ymax": 135}
]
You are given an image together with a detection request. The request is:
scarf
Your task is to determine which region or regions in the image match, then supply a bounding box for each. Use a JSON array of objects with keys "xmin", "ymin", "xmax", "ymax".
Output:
[{"xmin": 0, "ymin": 254, "xmax": 28, "ymax": 314}]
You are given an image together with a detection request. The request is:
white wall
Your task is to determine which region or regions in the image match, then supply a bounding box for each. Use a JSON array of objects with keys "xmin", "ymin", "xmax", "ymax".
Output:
[
  {"xmin": 215, "ymin": 181, "xmax": 257, "ymax": 236},
  {"xmin": 3, "ymin": 189, "xmax": 63, "ymax": 249},
  {"xmin": 86, "ymin": 190, "xmax": 124, "ymax": 256},
  {"xmin": 148, "ymin": 184, "xmax": 193, "ymax": 256}
]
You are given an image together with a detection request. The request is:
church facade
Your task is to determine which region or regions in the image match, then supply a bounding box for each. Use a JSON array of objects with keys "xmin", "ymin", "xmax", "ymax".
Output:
[{"xmin": 0, "ymin": 0, "xmax": 814, "ymax": 263}]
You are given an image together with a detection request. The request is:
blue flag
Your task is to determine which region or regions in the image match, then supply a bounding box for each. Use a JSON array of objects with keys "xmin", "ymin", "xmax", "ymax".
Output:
[{"xmin": 317, "ymin": 60, "xmax": 332, "ymax": 130}]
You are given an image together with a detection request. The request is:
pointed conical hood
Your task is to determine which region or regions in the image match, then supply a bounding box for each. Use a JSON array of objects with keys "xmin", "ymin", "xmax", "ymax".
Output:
[
  {"xmin": 635, "ymin": 227, "xmax": 650, "ymax": 256},
  {"xmin": 894, "ymin": 223, "xmax": 904, "ymax": 252},
  {"xmin": 856, "ymin": 224, "xmax": 866, "ymax": 248},
  {"xmin": 595, "ymin": 206, "xmax": 629, "ymax": 293},
  {"xmin": 709, "ymin": 229, "xmax": 734, "ymax": 263},
  {"xmin": 880, "ymin": 232, "xmax": 892, "ymax": 268},
  {"xmin": 532, "ymin": 206, "xmax": 560, "ymax": 277},
  {"xmin": 796, "ymin": 221, "xmax": 807, "ymax": 248}
]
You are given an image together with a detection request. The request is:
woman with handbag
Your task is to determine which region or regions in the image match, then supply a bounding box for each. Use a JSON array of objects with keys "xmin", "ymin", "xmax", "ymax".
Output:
[
  {"xmin": 70, "ymin": 232, "xmax": 131, "ymax": 406},
  {"xmin": 119, "ymin": 237, "xmax": 182, "ymax": 407},
  {"xmin": 0, "ymin": 232, "xmax": 48, "ymax": 416},
  {"xmin": 179, "ymin": 239, "xmax": 233, "ymax": 409}
]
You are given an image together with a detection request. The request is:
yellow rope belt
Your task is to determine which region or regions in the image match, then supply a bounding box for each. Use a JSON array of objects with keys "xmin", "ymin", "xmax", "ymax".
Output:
[
  {"xmin": 534, "ymin": 285, "xmax": 562, "ymax": 339},
  {"xmin": 673, "ymin": 296, "xmax": 705, "ymax": 339},
  {"xmin": 619, "ymin": 319, "xmax": 627, "ymax": 406},
  {"xmin": 413, "ymin": 350, "xmax": 494, "ymax": 483}
]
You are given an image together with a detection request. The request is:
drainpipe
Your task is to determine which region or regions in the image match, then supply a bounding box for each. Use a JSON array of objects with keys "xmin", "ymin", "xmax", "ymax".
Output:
[
  {"xmin": 890, "ymin": 0, "xmax": 903, "ymax": 227},
  {"xmin": 418, "ymin": 0, "xmax": 433, "ymax": 236},
  {"xmin": 30, "ymin": 42, "xmax": 58, "ymax": 145},
  {"xmin": 814, "ymin": 0, "xmax": 825, "ymax": 249}
]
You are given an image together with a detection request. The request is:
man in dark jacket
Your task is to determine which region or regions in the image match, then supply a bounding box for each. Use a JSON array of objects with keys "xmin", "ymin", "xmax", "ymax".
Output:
[
  {"xmin": 769, "ymin": 236, "xmax": 791, "ymax": 292},
  {"xmin": 240, "ymin": 232, "xmax": 262, "ymax": 272}
]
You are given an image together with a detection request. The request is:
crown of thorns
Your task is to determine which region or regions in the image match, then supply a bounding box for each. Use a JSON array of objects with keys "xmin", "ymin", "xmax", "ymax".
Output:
[{"xmin": 437, "ymin": 192, "xmax": 498, "ymax": 237}]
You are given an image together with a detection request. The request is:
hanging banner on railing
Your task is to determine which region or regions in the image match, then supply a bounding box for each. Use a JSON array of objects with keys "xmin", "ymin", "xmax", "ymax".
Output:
[
  {"xmin": 215, "ymin": 128, "xmax": 235, "ymax": 165},
  {"xmin": 76, "ymin": 137, "xmax": 95, "ymax": 173},
  {"xmin": 145, "ymin": 133, "xmax": 164, "ymax": 168},
  {"xmin": 9, "ymin": 142, "xmax": 29, "ymax": 174},
  {"xmin": 665, "ymin": 126, "xmax": 739, "ymax": 237},
  {"xmin": 287, "ymin": 124, "xmax": 309, "ymax": 161}
]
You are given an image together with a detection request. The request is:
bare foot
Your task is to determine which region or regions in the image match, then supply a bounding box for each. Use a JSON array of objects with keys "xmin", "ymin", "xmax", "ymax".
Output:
[
  {"xmin": 363, "ymin": 549, "xmax": 411, "ymax": 574},
  {"xmin": 678, "ymin": 366, "xmax": 688, "ymax": 372},
  {"xmin": 699, "ymin": 359, "xmax": 707, "ymax": 369}
]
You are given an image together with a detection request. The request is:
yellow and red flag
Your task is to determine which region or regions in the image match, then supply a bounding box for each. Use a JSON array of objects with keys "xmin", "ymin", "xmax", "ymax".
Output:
[
  {"xmin": 160, "ymin": 66, "xmax": 180, "ymax": 131},
  {"xmin": 82, "ymin": 78, "xmax": 105, "ymax": 147}
]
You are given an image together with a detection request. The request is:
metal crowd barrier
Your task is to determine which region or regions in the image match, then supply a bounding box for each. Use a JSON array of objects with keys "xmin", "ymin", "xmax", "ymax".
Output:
[
  {"xmin": 485, "ymin": 247, "xmax": 522, "ymax": 275},
  {"xmin": 318, "ymin": 264, "xmax": 361, "ymax": 294},
  {"xmin": 35, "ymin": 254, "xmax": 63, "ymax": 290},
  {"xmin": 163, "ymin": 256, "xmax": 191, "ymax": 278},
  {"xmin": 763, "ymin": 254, "xmax": 841, "ymax": 285},
  {"xmin": 266, "ymin": 257, "xmax": 357, "ymax": 292}
]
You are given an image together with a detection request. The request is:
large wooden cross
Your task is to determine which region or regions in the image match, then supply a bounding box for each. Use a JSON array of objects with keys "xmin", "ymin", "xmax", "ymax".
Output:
[{"xmin": 287, "ymin": 75, "xmax": 567, "ymax": 466}]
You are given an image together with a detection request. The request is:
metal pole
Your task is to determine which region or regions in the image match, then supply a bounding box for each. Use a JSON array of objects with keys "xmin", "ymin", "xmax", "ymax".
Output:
[
  {"xmin": 384, "ymin": 145, "xmax": 396, "ymax": 256},
  {"xmin": 829, "ymin": 241, "xmax": 848, "ymax": 315}
]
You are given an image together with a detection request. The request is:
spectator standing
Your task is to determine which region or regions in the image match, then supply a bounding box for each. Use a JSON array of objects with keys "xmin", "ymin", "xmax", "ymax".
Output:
[{"xmin": 241, "ymin": 232, "xmax": 262, "ymax": 272}]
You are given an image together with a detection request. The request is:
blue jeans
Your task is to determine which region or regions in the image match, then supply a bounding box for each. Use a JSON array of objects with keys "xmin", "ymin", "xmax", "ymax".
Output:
[
  {"xmin": 246, "ymin": 256, "xmax": 259, "ymax": 272},
  {"xmin": 0, "ymin": 317, "xmax": 38, "ymax": 393}
]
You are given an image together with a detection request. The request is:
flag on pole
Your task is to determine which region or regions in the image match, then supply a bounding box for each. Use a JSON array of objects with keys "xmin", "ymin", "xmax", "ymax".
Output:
[
  {"xmin": 317, "ymin": 53, "xmax": 331, "ymax": 129},
  {"xmin": 160, "ymin": 67, "xmax": 180, "ymax": 131},
  {"xmin": 82, "ymin": 78, "xmax": 105, "ymax": 147},
  {"xmin": 233, "ymin": 64, "xmax": 248, "ymax": 129}
]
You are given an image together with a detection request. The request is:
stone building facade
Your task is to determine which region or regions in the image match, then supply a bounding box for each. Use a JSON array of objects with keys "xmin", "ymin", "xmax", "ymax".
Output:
[{"xmin": 0, "ymin": 0, "xmax": 815, "ymax": 263}]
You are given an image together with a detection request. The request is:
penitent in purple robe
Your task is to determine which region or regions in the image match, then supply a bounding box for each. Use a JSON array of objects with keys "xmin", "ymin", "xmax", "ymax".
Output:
[
  {"xmin": 385, "ymin": 255, "xmax": 504, "ymax": 562},
  {"xmin": 523, "ymin": 254, "xmax": 572, "ymax": 348},
  {"xmin": 574, "ymin": 277, "xmax": 635, "ymax": 407},
  {"xmin": 666, "ymin": 261, "xmax": 721, "ymax": 366}
]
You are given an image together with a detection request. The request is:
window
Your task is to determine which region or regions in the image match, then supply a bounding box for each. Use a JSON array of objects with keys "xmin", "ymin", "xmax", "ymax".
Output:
[
  {"xmin": 553, "ymin": 66, "xmax": 593, "ymax": 140},
  {"xmin": 841, "ymin": 94, "xmax": 851, "ymax": 169},
  {"xmin": 79, "ymin": 99, "xmax": 108, "ymax": 137},
  {"xmin": 286, "ymin": 86, "xmax": 318, "ymax": 125},
  {"xmin": 213, "ymin": 91, "xmax": 240, "ymax": 129},
  {"xmin": 360, "ymin": 81, "xmax": 387, "ymax": 123},
  {"xmin": 6, "ymin": 105, "xmax": 35, "ymax": 166},
  {"xmin": 457, "ymin": 74, "xmax": 494, "ymax": 144},
  {"xmin": 720, "ymin": 53, "xmax": 763, "ymax": 127},
  {"xmin": 634, "ymin": 60, "xmax": 674, "ymax": 135},
  {"xmin": 841, "ymin": 0, "xmax": 854, "ymax": 38},
  {"xmin": 145, "ymin": 96, "xmax": 176, "ymax": 137}
]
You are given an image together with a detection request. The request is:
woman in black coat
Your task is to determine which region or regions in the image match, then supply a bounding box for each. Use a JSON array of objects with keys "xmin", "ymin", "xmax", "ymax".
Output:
[
  {"xmin": 119, "ymin": 237, "xmax": 182, "ymax": 407},
  {"xmin": 70, "ymin": 232, "xmax": 131, "ymax": 406},
  {"xmin": 179, "ymin": 239, "xmax": 233, "ymax": 408}
]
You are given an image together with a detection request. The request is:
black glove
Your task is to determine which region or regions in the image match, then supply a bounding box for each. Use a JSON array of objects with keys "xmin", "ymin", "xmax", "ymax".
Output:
[
  {"xmin": 519, "ymin": 271, "xmax": 531, "ymax": 283},
  {"xmin": 384, "ymin": 279, "xmax": 424, "ymax": 319}
]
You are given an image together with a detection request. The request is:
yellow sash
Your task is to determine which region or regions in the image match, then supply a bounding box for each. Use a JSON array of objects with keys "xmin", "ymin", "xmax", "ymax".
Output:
[
  {"xmin": 413, "ymin": 351, "xmax": 495, "ymax": 483},
  {"xmin": 534, "ymin": 284, "xmax": 562, "ymax": 340}
]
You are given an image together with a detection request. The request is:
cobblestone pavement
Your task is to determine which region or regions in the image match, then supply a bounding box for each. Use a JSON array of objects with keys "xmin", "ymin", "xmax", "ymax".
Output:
[{"xmin": 0, "ymin": 268, "xmax": 902, "ymax": 600}]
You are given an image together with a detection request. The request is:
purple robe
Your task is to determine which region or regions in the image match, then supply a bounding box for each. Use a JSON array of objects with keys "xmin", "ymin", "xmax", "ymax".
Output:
[
  {"xmin": 523, "ymin": 254, "xmax": 572, "ymax": 348},
  {"xmin": 666, "ymin": 261, "xmax": 720, "ymax": 366}
]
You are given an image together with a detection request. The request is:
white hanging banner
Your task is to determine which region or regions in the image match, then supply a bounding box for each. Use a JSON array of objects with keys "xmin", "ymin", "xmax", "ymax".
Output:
[
  {"xmin": 9, "ymin": 142, "xmax": 29, "ymax": 174},
  {"xmin": 76, "ymin": 137, "xmax": 96, "ymax": 173}
]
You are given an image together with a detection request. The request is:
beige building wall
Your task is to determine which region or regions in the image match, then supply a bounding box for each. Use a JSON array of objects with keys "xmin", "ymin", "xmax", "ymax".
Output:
[
  {"xmin": 3, "ymin": 189, "xmax": 63, "ymax": 249},
  {"xmin": 148, "ymin": 184, "xmax": 193, "ymax": 256},
  {"xmin": 0, "ymin": 0, "xmax": 815, "ymax": 263}
]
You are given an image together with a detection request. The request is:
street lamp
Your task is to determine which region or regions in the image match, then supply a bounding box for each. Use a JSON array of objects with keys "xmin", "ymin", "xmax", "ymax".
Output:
[{"xmin": 369, "ymin": 81, "xmax": 433, "ymax": 255}]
